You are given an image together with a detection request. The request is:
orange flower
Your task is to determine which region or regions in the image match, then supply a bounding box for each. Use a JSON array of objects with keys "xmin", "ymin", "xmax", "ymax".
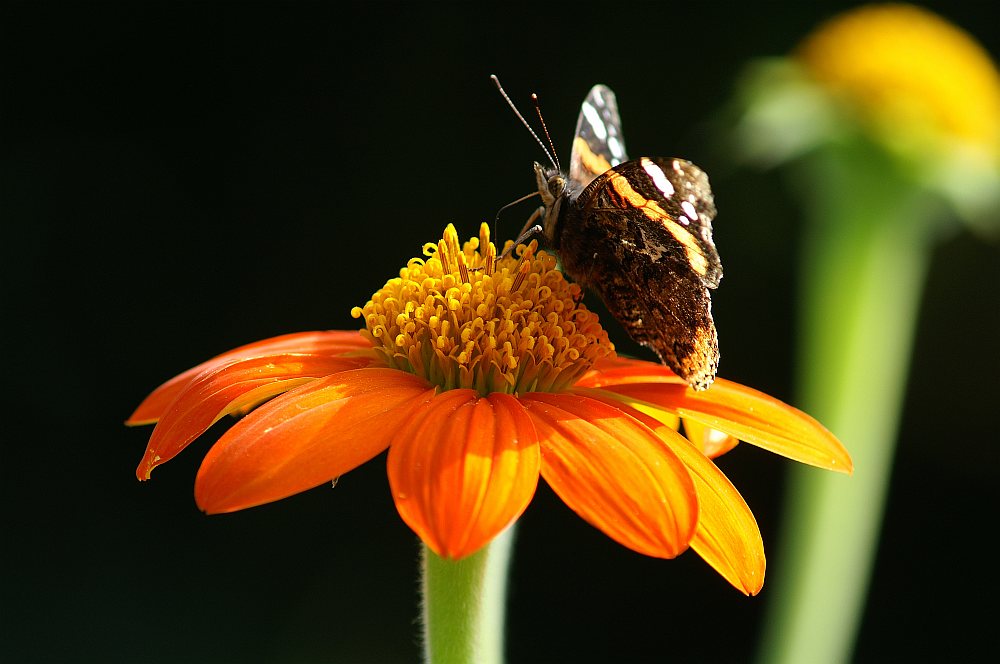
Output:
[{"xmin": 128, "ymin": 224, "xmax": 850, "ymax": 595}]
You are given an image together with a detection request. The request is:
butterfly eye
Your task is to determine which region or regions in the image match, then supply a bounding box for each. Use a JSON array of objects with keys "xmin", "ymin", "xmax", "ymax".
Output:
[{"xmin": 547, "ymin": 174, "xmax": 566, "ymax": 198}]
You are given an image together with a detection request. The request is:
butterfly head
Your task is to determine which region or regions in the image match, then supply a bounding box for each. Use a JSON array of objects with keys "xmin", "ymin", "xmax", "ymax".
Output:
[{"xmin": 533, "ymin": 161, "xmax": 568, "ymax": 243}]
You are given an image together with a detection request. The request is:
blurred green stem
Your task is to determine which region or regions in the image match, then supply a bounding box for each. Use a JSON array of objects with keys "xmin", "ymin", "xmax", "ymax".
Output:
[
  {"xmin": 421, "ymin": 525, "xmax": 515, "ymax": 664},
  {"xmin": 757, "ymin": 144, "xmax": 934, "ymax": 663}
]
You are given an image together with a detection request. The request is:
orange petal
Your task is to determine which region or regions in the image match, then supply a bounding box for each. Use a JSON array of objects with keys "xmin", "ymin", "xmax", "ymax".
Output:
[
  {"xmin": 387, "ymin": 391, "xmax": 540, "ymax": 559},
  {"xmin": 586, "ymin": 395, "xmax": 765, "ymax": 595},
  {"xmin": 521, "ymin": 392, "xmax": 697, "ymax": 559},
  {"xmin": 194, "ymin": 368, "xmax": 434, "ymax": 513},
  {"xmin": 136, "ymin": 353, "xmax": 372, "ymax": 480},
  {"xmin": 127, "ymin": 330, "xmax": 371, "ymax": 425},
  {"xmin": 595, "ymin": 379, "xmax": 853, "ymax": 474},
  {"xmin": 575, "ymin": 355, "xmax": 686, "ymax": 388}
]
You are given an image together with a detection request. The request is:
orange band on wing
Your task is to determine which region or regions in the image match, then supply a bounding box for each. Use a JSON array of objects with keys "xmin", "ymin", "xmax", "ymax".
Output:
[
  {"xmin": 573, "ymin": 137, "xmax": 615, "ymax": 179},
  {"xmin": 608, "ymin": 173, "xmax": 709, "ymax": 276}
]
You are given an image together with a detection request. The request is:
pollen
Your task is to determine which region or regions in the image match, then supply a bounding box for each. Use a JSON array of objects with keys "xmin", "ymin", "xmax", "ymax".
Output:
[{"xmin": 351, "ymin": 223, "xmax": 615, "ymax": 394}]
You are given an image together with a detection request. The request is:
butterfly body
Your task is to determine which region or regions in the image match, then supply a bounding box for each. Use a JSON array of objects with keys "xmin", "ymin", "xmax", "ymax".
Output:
[{"xmin": 534, "ymin": 85, "xmax": 722, "ymax": 390}]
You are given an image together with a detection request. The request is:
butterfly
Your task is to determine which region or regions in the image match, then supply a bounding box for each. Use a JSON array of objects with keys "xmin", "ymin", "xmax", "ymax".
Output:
[{"xmin": 498, "ymin": 80, "xmax": 722, "ymax": 390}]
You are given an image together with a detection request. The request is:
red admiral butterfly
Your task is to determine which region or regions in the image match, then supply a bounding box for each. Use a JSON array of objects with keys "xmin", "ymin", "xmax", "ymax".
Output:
[{"xmin": 497, "ymin": 79, "xmax": 722, "ymax": 390}]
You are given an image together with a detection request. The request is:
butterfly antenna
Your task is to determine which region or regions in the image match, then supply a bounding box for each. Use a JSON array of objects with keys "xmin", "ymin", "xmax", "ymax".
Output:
[
  {"xmin": 491, "ymin": 74, "xmax": 558, "ymax": 170},
  {"xmin": 494, "ymin": 190, "xmax": 541, "ymax": 226},
  {"xmin": 531, "ymin": 93, "xmax": 561, "ymax": 172}
]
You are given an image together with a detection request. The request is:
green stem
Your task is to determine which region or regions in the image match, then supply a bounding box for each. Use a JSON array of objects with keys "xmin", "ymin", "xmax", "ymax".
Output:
[
  {"xmin": 421, "ymin": 525, "xmax": 515, "ymax": 664},
  {"xmin": 757, "ymin": 144, "xmax": 935, "ymax": 664}
]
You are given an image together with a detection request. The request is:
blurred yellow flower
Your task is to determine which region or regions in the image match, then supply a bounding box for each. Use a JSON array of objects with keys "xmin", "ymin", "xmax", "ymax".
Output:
[
  {"xmin": 731, "ymin": 3, "xmax": 1000, "ymax": 225},
  {"xmin": 798, "ymin": 3, "xmax": 1000, "ymax": 158}
]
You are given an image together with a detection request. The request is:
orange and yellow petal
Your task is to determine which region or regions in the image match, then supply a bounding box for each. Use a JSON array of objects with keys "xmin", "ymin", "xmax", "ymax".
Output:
[
  {"xmin": 194, "ymin": 368, "xmax": 435, "ymax": 514},
  {"xmin": 127, "ymin": 330, "xmax": 373, "ymax": 425},
  {"xmin": 521, "ymin": 392, "xmax": 698, "ymax": 559},
  {"xmin": 681, "ymin": 418, "xmax": 739, "ymax": 459},
  {"xmin": 387, "ymin": 390, "xmax": 540, "ymax": 559},
  {"xmin": 136, "ymin": 353, "xmax": 373, "ymax": 480},
  {"xmin": 652, "ymin": 426, "xmax": 764, "ymax": 595},
  {"xmin": 592, "ymin": 377, "xmax": 852, "ymax": 474},
  {"xmin": 592, "ymin": 397, "xmax": 765, "ymax": 595}
]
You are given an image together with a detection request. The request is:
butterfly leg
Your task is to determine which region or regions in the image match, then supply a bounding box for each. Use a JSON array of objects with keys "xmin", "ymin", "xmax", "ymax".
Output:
[{"xmin": 499, "ymin": 207, "xmax": 544, "ymax": 260}]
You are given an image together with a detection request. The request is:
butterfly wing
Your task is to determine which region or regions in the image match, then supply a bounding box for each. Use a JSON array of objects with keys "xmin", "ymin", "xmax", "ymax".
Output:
[
  {"xmin": 567, "ymin": 85, "xmax": 629, "ymax": 190},
  {"xmin": 558, "ymin": 157, "xmax": 722, "ymax": 389}
]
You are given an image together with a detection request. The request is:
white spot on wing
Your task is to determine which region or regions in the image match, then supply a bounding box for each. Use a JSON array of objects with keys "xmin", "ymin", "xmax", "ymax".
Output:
[
  {"xmin": 581, "ymin": 102, "xmax": 607, "ymax": 141},
  {"xmin": 641, "ymin": 158, "xmax": 675, "ymax": 196},
  {"xmin": 607, "ymin": 137, "xmax": 624, "ymax": 164},
  {"xmin": 681, "ymin": 200, "xmax": 699, "ymax": 221}
]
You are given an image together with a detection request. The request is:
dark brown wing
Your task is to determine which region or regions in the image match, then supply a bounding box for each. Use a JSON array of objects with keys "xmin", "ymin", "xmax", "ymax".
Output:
[{"xmin": 557, "ymin": 157, "xmax": 721, "ymax": 390}]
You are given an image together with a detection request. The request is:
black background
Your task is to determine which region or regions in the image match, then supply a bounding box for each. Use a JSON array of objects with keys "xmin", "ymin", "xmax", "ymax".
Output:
[{"xmin": 4, "ymin": 2, "xmax": 999, "ymax": 662}]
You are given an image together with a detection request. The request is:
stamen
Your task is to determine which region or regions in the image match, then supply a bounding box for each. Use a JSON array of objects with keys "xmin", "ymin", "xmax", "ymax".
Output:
[
  {"xmin": 353, "ymin": 224, "xmax": 614, "ymax": 394},
  {"xmin": 509, "ymin": 241, "xmax": 534, "ymax": 293}
]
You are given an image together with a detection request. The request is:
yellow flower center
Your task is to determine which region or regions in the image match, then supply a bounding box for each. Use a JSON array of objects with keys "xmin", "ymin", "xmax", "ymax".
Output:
[
  {"xmin": 797, "ymin": 3, "xmax": 1000, "ymax": 157},
  {"xmin": 352, "ymin": 223, "xmax": 615, "ymax": 395}
]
